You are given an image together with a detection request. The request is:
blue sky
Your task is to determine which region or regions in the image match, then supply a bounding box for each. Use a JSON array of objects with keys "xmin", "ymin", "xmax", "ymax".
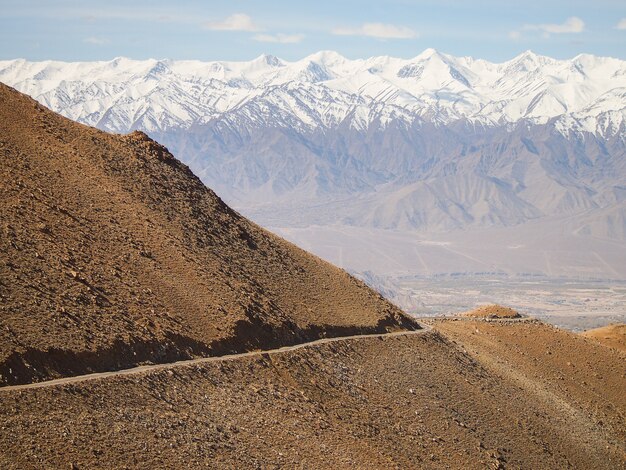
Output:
[{"xmin": 1, "ymin": 0, "xmax": 625, "ymax": 62}]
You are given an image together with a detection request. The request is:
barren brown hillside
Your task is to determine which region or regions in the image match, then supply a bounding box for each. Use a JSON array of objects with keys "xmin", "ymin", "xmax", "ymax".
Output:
[
  {"xmin": 0, "ymin": 83, "xmax": 415, "ymax": 386},
  {"xmin": 581, "ymin": 324, "xmax": 626, "ymax": 352},
  {"xmin": 429, "ymin": 318, "xmax": 626, "ymax": 453},
  {"xmin": 461, "ymin": 304, "xmax": 520, "ymax": 318},
  {"xmin": 1, "ymin": 325, "xmax": 625, "ymax": 469}
]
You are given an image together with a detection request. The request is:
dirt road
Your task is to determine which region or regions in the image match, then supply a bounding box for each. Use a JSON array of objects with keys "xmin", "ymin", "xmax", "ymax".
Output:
[{"xmin": 0, "ymin": 327, "xmax": 429, "ymax": 392}]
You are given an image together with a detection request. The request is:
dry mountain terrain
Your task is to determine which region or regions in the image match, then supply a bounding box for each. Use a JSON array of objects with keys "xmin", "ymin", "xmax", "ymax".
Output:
[
  {"xmin": 1, "ymin": 84, "xmax": 624, "ymax": 469},
  {"xmin": 1, "ymin": 320, "xmax": 624, "ymax": 469},
  {"xmin": 581, "ymin": 324, "xmax": 626, "ymax": 352},
  {"xmin": 462, "ymin": 304, "xmax": 521, "ymax": 319},
  {"xmin": 0, "ymin": 82, "xmax": 414, "ymax": 386}
]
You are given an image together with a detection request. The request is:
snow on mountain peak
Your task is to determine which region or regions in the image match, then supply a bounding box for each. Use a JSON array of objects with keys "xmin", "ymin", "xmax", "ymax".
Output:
[
  {"xmin": 0, "ymin": 50, "xmax": 624, "ymax": 135},
  {"xmin": 504, "ymin": 50, "xmax": 554, "ymax": 73},
  {"xmin": 413, "ymin": 48, "xmax": 440, "ymax": 60},
  {"xmin": 304, "ymin": 50, "xmax": 348, "ymax": 66},
  {"xmin": 253, "ymin": 54, "xmax": 284, "ymax": 67}
]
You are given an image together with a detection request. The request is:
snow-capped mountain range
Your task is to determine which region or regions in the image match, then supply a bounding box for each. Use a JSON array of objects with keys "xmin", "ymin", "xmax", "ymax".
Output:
[
  {"xmin": 1, "ymin": 49, "xmax": 625, "ymax": 135},
  {"xmin": 1, "ymin": 50, "xmax": 625, "ymax": 248}
]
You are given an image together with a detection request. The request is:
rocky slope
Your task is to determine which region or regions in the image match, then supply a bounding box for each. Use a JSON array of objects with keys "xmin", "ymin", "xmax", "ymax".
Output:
[
  {"xmin": 0, "ymin": 83, "xmax": 415, "ymax": 386},
  {"xmin": 461, "ymin": 304, "xmax": 520, "ymax": 318},
  {"xmin": 0, "ymin": 320, "xmax": 624, "ymax": 469},
  {"xmin": 581, "ymin": 324, "xmax": 626, "ymax": 352}
]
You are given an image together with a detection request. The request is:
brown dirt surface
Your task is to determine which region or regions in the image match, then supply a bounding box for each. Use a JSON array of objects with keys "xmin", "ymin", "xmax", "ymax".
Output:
[
  {"xmin": 1, "ymin": 328, "xmax": 624, "ymax": 469},
  {"xmin": 429, "ymin": 318, "xmax": 626, "ymax": 463},
  {"xmin": 461, "ymin": 304, "xmax": 521, "ymax": 318},
  {"xmin": 0, "ymin": 83, "xmax": 416, "ymax": 386},
  {"xmin": 581, "ymin": 324, "xmax": 626, "ymax": 352}
]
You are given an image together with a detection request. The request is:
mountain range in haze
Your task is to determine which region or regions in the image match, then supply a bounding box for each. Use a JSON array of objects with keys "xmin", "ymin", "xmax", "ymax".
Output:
[{"xmin": 2, "ymin": 49, "xmax": 624, "ymax": 283}]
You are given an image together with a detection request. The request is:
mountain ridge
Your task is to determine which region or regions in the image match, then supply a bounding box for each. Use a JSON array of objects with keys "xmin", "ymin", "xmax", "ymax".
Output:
[
  {"xmin": 0, "ymin": 82, "xmax": 416, "ymax": 386},
  {"xmin": 2, "ymin": 50, "xmax": 624, "ymax": 243},
  {"xmin": 2, "ymin": 50, "xmax": 624, "ymax": 135}
]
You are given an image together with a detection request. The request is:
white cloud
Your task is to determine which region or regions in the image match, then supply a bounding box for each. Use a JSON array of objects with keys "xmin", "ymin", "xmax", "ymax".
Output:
[
  {"xmin": 253, "ymin": 33, "xmax": 304, "ymax": 44},
  {"xmin": 84, "ymin": 36, "xmax": 109, "ymax": 45},
  {"xmin": 508, "ymin": 30, "xmax": 521, "ymax": 40},
  {"xmin": 332, "ymin": 22, "xmax": 417, "ymax": 39},
  {"xmin": 512, "ymin": 16, "xmax": 585, "ymax": 40},
  {"xmin": 523, "ymin": 16, "xmax": 585, "ymax": 35},
  {"xmin": 616, "ymin": 18, "xmax": 626, "ymax": 30},
  {"xmin": 204, "ymin": 13, "xmax": 260, "ymax": 32}
]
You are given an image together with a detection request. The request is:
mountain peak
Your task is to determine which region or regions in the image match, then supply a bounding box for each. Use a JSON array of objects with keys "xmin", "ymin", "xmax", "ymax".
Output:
[
  {"xmin": 519, "ymin": 49, "xmax": 538, "ymax": 58},
  {"xmin": 414, "ymin": 48, "xmax": 442, "ymax": 60},
  {"xmin": 303, "ymin": 50, "xmax": 348, "ymax": 66},
  {"xmin": 507, "ymin": 50, "xmax": 558, "ymax": 70},
  {"xmin": 2, "ymin": 51, "xmax": 624, "ymax": 135},
  {"xmin": 254, "ymin": 54, "xmax": 284, "ymax": 67}
]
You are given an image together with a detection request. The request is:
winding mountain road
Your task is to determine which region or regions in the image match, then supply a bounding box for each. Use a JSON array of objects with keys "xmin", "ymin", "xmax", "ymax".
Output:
[{"xmin": 0, "ymin": 326, "xmax": 430, "ymax": 392}]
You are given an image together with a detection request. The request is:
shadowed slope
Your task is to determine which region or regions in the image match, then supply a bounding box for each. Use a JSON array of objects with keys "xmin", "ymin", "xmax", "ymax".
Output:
[{"xmin": 0, "ymin": 83, "xmax": 416, "ymax": 386}]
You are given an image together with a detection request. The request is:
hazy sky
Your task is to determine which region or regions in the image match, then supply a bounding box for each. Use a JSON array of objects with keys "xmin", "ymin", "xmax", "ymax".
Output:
[{"xmin": 1, "ymin": 0, "xmax": 625, "ymax": 62}]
